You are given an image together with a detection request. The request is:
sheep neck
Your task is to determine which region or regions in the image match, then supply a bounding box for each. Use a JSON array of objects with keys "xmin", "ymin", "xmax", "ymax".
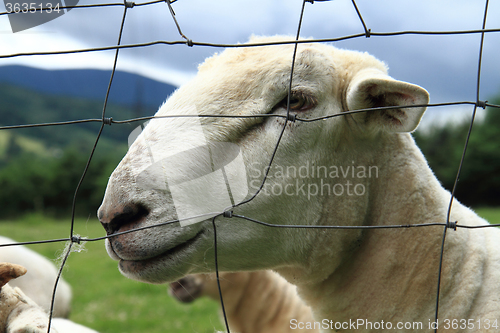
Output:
[{"xmin": 278, "ymin": 132, "xmax": 487, "ymax": 330}]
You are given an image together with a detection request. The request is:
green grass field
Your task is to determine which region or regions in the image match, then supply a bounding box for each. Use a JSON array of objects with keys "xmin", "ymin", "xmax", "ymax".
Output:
[{"xmin": 1, "ymin": 208, "xmax": 499, "ymax": 332}]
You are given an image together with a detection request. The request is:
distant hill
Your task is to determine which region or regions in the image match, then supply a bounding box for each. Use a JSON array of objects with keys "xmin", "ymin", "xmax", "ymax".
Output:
[
  {"xmin": 0, "ymin": 83, "xmax": 141, "ymax": 163},
  {"xmin": 0, "ymin": 65, "xmax": 177, "ymax": 111},
  {"xmin": 0, "ymin": 65, "xmax": 178, "ymax": 159}
]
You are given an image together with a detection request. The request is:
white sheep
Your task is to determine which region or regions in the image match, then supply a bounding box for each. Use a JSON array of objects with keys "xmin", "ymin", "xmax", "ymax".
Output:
[
  {"xmin": 0, "ymin": 262, "xmax": 98, "ymax": 333},
  {"xmin": 98, "ymin": 36, "xmax": 500, "ymax": 332},
  {"xmin": 169, "ymin": 270, "xmax": 318, "ymax": 333},
  {"xmin": 0, "ymin": 236, "xmax": 72, "ymax": 318}
]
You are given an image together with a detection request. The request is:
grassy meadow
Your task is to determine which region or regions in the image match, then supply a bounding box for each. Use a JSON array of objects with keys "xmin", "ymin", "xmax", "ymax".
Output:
[{"xmin": 0, "ymin": 208, "xmax": 499, "ymax": 332}]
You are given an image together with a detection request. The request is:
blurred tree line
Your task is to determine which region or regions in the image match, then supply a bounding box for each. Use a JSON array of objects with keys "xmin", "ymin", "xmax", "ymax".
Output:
[
  {"xmin": 413, "ymin": 104, "xmax": 500, "ymax": 207},
  {"xmin": 0, "ymin": 84, "xmax": 147, "ymax": 219},
  {"xmin": 0, "ymin": 146, "xmax": 125, "ymax": 218}
]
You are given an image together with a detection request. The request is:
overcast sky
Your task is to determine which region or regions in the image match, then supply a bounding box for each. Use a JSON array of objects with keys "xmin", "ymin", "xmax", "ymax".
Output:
[{"xmin": 1, "ymin": 0, "xmax": 499, "ymax": 126}]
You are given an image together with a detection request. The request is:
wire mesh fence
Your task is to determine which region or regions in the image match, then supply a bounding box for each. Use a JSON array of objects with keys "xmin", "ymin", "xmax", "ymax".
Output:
[{"xmin": 1, "ymin": 0, "xmax": 500, "ymax": 332}]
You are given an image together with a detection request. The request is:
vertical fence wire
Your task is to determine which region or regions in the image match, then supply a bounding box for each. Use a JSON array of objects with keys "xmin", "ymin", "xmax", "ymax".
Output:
[{"xmin": 433, "ymin": 1, "xmax": 491, "ymax": 329}]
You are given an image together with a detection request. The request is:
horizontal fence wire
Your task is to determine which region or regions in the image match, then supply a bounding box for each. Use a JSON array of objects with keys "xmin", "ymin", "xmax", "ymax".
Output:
[
  {"xmin": 3, "ymin": 30, "xmax": 500, "ymax": 58},
  {"xmin": 0, "ymin": 0, "xmax": 499, "ymax": 332},
  {"xmin": 2, "ymin": 101, "xmax": 500, "ymax": 131}
]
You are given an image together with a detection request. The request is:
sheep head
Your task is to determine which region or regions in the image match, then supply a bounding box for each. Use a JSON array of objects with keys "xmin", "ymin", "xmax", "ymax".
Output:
[{"xmin": 98, "ymin": 36, "xmax": 428, "ymax": 284}]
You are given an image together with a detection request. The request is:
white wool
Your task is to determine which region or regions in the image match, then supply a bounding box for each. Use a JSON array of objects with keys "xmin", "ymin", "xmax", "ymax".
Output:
[{"xmin": 1, "ymin": 284, "xmax": 58, "ymax": 333}]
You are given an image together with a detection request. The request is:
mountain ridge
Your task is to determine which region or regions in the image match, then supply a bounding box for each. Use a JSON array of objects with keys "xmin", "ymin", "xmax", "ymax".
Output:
[{"xmin": 0, "ymin": 65, "xmax": 177, "ymax": 110}]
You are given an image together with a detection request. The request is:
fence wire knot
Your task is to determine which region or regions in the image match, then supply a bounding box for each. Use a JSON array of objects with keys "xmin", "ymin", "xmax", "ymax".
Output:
[
  {"xmin": 446, "ymin": 221, "xmax": 458, "ymax": 231},
  {"xmin": 71, "ymin": 235, "xmax": 82, "ymax": 244},
  {"xmin": 186, "ymin": 39, "xmax": 194, "ymax": 47},
  {"xmin": 223, "ymin": 210, "xmax": 233, "ymax": 218},
  {"xmin": 476, "ymin": 100, "xmax": 487, "ymax": 109},
  {"xmin": 287, "ymin": 113, "xmax": 297, "ymax": 122},
  {"xmin": 103, "ymin": 117, "xmax": 113, "ymax": 125}
]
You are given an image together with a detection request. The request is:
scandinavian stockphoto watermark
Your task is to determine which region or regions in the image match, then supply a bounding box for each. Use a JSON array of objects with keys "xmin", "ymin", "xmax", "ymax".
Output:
[
  {"xmin": 127, "ymin": 107, "xmax": 377, "ymax": 226},
  {"xmin": 4, "ymin": 0, "xmax": 78, "ymax": 32},
  {"xmin": 127, "ymin": 107, "xmax": 248, "ymax": 227},
  {"xmin": 248, "ymin": 161, "xmax": 379, "ymax": 200}
]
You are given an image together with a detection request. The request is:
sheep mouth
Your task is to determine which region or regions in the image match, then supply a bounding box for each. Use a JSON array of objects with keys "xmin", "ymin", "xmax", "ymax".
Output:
[{"xmin": 116, "ymin": 228, "xmax": 206, "ymax": 272}]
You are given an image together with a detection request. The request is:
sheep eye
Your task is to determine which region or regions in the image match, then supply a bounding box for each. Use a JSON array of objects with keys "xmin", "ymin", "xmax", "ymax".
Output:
[
  {"xmin": 279, "ymin": 93, "xmax": 316, "ymax": 112},
  {"xmin": 289, "ymin": 96, "xmax": 305, "ymax": 109}
]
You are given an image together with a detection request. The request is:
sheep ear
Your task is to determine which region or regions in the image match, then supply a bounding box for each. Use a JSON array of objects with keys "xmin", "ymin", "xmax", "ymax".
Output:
[{"xmin": 346, "ymin": 69, "xmax": 429, "ymax": 133}]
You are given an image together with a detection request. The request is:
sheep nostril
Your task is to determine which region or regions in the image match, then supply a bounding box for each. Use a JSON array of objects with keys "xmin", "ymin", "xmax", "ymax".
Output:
[{"xmin": 100, "ymin": 204, "xmax": 149, "ymax": 236}]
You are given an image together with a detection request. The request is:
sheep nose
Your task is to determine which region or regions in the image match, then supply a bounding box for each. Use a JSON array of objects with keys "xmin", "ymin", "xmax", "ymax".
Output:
[{"xmin": 98, "ymin": 204, "xmax": 149, "ymax": 236}]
